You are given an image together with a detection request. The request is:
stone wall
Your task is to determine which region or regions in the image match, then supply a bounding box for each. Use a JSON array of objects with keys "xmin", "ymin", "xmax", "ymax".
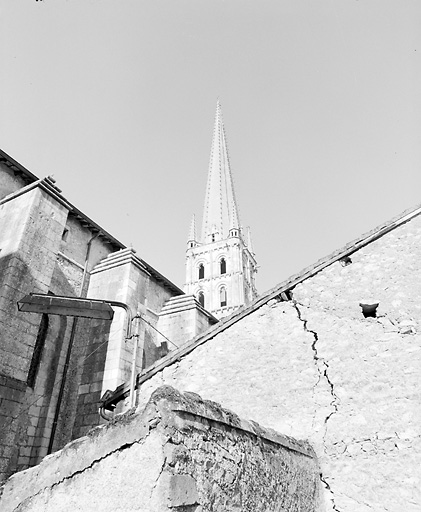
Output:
[
  {"xmin": 31, "ymin": 213, "xmax": 118, "ymax": 457},
  {"xmin": 0, "ymin": 387, "xmax": 321, "ymax": 512},
  {"xmin": 0, "ymin": 171, "xmax": 187, "ymax": 480},
  {"xmin": 134, "ymin": 213, "xmax": 421, "ymax": 511},
  {"xmin": 0, "ymin": 180, "xmax": 125, "ymax": 479},
  {"xmin": 0, "ymin": 188, "xmax": 69, "ymax": 379},
  {"xmin": 68, "ymin": 247, "xmax": 185, "ymax": 441},
  {"xmin": 157, "ymin": 295, "xmax": 217, "ymax": 348},
  {"xmin": 87, "ymin": 249, "xmax": 176, "ymax": 391},
  {"xmin": 0, "ymin": 187, "xmax": 70, "ymax": 480}
]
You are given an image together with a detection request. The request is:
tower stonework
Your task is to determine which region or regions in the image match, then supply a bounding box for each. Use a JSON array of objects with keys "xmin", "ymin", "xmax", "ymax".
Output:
[{"xmin": 184, "ymin": 102, "xmax": 258, "ymax": 319}]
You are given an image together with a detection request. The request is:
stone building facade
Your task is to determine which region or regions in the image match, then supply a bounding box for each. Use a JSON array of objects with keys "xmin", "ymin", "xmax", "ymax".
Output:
[
  {"xmin": 122, "ymin": 203, "xmax": 420, "ymax": 511},
  {"xmin": 184, "ymin": 102, "xmax": 258, "ymax": 318},
  {"xmin": 0, "ymin": 149, "xmax": 215, "ymax": 481}
]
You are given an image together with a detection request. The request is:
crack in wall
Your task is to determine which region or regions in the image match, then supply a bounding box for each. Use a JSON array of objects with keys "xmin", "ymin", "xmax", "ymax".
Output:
[
  {"xmin": 293, "ymin": 302, "xmax": 339, "ymax": 431},
  {"xmin": 11, "ymin": 441, "xmax": 136, "ymax": 512},
  {"xmin": 149, "ymin": 451, "xmax": 167, "ymax": 499},
  {"xmin": 293, "ymin": 302, "xmax": 341, "ymax": 512},
  {"xmin": 11, "ymin": 418, "xmax": 161, "ymax": 512},
  {"xmin": 320, "ymin": 474, "xmax": 342, "ymax": 512}
]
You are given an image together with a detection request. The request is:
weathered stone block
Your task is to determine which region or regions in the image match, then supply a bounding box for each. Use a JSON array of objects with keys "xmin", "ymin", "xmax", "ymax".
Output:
[{"xmin": 165, "ymin": 473, "xmax": 200, "ymax": 507}]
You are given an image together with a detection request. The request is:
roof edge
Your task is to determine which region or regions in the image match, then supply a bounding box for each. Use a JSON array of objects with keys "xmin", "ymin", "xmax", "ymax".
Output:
[
  {"xmin": 0, "ymin": 148, "xmax": 40, "ymax": 184},
  {"xmin": 0, "ymin": 149, "xmax": 183, "ymax": 295},
  {"xmin": 103, "ymin": 200, "xmax": 421, "ymax": 408}
]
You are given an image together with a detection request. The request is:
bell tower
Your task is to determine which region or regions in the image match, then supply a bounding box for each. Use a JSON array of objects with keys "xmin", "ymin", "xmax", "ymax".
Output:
[{"xmin": 184, "ymin": 101, "xmax": 258, "ymax": 319}]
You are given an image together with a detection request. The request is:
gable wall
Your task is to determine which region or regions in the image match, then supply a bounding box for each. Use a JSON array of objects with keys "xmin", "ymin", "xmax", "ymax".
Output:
[
  {"xmin": 136, "ymin": 214, "xmax": 421, "ymax": 512},
  {"xmin": 293, "ymin": 214, "xmax": 421, "ymax": 324}
]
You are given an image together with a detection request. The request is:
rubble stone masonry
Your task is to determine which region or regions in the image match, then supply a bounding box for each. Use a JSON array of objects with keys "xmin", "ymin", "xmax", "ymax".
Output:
[{"xmin": 0, "ymin": 387, "xmax": 321, "ymax": 511}]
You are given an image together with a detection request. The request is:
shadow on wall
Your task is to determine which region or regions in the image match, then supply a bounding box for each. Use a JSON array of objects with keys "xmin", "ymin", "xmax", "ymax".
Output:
[{"xmin": 0, "ymin": 254, "xmax": 113, "ymax": 479}]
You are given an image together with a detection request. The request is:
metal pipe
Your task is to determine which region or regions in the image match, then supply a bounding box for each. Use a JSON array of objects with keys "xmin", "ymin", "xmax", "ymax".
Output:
[
  {"xmin": 99, "ymin": 304, "xmax": 135, "ymax": 420},
  {"xmin": 99, "ymin": 406, "xmax": 114, "ymax": 421},
  {"xmin": 104, "ymin": 300, "xmax": 133, "ymax": 339},
  {"xmin": 47, "ymin": 232, "xmax": 98, "ymax": 454},
  {"xmin": 129, "ymin": 312, "xmax": 141, "ymax": 408}
]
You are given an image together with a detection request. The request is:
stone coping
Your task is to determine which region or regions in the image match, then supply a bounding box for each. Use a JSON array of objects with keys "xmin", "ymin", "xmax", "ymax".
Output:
[
  {"xmin": 0, "ymin": 386, "xmax": 315, "ymax": 511},
  {"xmin": 159, "ymin": 295, "xmax": 218, "ymax": 323},
  {"xmin": 153, "ymin": 386, "xmax": 316, "ymax": 459}
]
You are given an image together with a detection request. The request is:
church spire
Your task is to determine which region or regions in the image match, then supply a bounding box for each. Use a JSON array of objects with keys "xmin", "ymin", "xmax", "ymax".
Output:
[
  {"xmin": 201, "ymin": 101, "xmax": 241, "ymax": 243},
  {"xmin": 184, "ymin": 102, "xmax": 258, "ymax": 319}
]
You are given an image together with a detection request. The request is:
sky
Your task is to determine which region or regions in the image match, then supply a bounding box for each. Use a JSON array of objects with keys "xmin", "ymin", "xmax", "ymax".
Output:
[{"xmin": 1, "ymin": 0, "xmax": 421, "ymax": 294}]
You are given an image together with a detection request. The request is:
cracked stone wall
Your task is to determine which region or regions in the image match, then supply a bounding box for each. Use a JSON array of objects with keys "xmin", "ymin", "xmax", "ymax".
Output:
[
  {"xmin": 0, "ymin": 386, "xmax": 321, "ymax": 512},
  {"xmin": 136, "ymin": 214, "xmax": 421, "ymax": 511}
]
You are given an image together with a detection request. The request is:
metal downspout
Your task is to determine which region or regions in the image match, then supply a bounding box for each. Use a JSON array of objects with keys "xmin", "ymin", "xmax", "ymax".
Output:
[
  {"xmin": 98, "ymin": 301, "xmax": 134, "ymax": 420},
  {"xmin": 47, "ymin": 232, "xmax": 99, "ymax": 454},
  {"xmin": 99, "ymin": 304, "xmax": 138, "ymax": 419},
  {"xmin": 129, "ymin": 312, "xmax": 141, "ymax": 409}
]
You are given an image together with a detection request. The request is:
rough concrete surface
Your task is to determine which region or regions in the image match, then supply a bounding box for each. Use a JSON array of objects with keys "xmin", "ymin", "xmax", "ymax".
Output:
[{"xmin": 0, "ymin": 386, "xmax": 321, "ymax": 512}]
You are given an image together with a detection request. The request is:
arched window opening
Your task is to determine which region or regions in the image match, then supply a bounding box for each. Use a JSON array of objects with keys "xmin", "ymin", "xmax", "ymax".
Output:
[
  {"xmin": 220, "ymin": 258, "xmax": 226, "ymax": 275},
  {"xmin": 220, "ymin": 287, "xmax": 227, "ymax": 307},
  {"xmin": 27, "ymin": 314, "xmax": 49, "ymax": 388},
  {"xmin": 198, "ymin": 263, "xmax": 205, "ymax": 280},
  {"xmin": 197, "ymin": 291, "xmax": 205, "ymax": 308}
]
